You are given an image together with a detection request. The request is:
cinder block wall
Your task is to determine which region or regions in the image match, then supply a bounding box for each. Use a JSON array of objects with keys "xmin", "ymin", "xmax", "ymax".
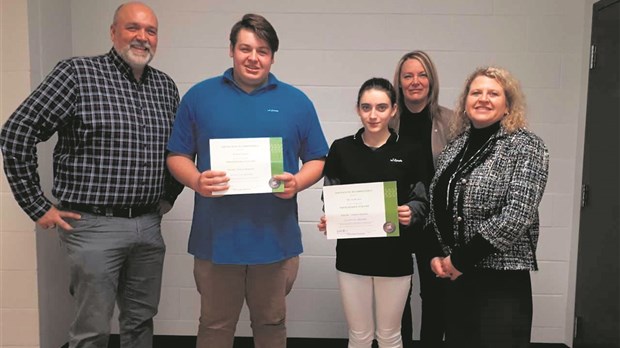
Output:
[
  {"xmin": 1, "ymin": 1, "xmax": 40, "ymax": 346},
  {"xmin": 0, "ymin": 1, "xmax": 595, "ymax": 346}
]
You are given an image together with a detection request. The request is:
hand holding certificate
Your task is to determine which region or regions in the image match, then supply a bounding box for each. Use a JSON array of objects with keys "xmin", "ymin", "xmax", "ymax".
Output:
[
  {"xmin": 323, "ymin": 181, "xmax": 400, "ymax": 239},
  {"xmin": 210, "ymin": 137, "xmax": 284, "ymax": 195}
]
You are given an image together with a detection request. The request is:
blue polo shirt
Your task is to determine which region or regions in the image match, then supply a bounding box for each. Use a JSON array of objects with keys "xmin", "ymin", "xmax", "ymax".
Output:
[{"xmin": 168, "ymin": 69, "xmax": 328, "ymax": 264}]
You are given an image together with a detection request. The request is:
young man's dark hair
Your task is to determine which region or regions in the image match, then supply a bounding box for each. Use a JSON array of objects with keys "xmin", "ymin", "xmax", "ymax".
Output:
[{"xmin": 229, "ymin": 13, "xmax": 279, "ymax": 54}]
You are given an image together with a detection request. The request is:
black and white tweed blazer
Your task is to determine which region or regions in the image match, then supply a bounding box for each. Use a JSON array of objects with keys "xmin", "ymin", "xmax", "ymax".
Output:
[{"xmin": 428, "ymin": 126, "xmax": 549, "ymax": 270}]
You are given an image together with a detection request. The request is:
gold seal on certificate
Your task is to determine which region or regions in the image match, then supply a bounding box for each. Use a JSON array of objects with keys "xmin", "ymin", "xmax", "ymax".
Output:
[
  {"xmin": 323, "ymin": 181, "xmax": 400, "ymax": 239},
  {"xmin": 210, "ymin": 137, "xmax": 284, "ymax": 195}
]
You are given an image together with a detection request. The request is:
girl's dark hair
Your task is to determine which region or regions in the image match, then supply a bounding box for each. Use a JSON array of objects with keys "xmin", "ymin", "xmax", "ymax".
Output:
[
  {"xmin": 229, "ymin": 13, "xmax": 279, "ymax": 54},
  {"xmin": 356, "ymin": 77, "xmax": 397, "ymax": 106}
]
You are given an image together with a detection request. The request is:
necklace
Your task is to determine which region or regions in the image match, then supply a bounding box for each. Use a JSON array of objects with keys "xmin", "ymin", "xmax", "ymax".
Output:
[{"xmin": 445, "ymin": 136, "xmax": 493, "ymax": 206}]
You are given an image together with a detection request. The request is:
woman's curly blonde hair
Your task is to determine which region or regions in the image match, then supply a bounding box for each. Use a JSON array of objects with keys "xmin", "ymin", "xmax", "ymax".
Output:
[{"xmin": 451, "ymin": 66, "xmax": 527, "ymax": 137}]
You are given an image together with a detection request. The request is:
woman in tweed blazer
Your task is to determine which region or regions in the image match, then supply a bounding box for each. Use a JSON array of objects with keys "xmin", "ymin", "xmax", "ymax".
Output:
[{"xmin": 428, "ymin": 66, "xmax": 549, "ymax": 347}]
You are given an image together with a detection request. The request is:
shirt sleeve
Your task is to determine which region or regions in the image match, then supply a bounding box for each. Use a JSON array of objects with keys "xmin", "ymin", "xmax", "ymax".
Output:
[
  {"xmin": 449, "ymin": 234, "xmax": 497, "ymax": 272},
  {"xmin": 299, "ymin": 98, "xmax": 329, "ymax": 163},
  {"xmin": 322, "ymin": 140, "xmax": 342, "ymax": 186},
  {"xmin": 405, "ymin": 181, "xmax": 429, "ymax": 227},
  {"xmin": 162, "ymin": 86, "xmax": 185, "ymax": 205},
  {"xmin": 0, "ymin": 60, "xmax": 77, "ymax": 220},
  {"xmin": 167, "ymin": 91, "xmax": 197, "ymax": 157},
  {"xmin": 320, "ymin": 142, "xmax": 342, "ymax": 211}
]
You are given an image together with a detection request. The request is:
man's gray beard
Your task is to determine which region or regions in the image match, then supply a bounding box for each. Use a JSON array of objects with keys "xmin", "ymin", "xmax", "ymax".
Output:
[{"xmin": 119, "ymin": 47, "xmax": 153, "ymax": 71}]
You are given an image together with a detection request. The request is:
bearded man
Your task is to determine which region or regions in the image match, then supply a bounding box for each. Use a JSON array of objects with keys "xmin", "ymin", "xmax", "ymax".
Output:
[{"xmin": 0, "ymin": 2, "xmax": 183, "ymax": 347}]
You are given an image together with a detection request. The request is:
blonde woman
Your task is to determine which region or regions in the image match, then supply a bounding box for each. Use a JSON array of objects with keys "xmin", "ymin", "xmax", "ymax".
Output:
[
  {"xmin": 428, "ymin": 67, "xmax": 549, "ymax": 347},
  {"xmin": 392, "ymin": 50, "xmax": 454, "ymax": 347}
]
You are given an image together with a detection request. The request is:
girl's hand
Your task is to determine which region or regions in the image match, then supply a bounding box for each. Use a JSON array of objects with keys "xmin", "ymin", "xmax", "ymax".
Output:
[
  {"xmin": 317, "ymin": 215, "xmax": 327, "ymax": 235},
  {"xmin": 397, "ymin": 205, "xmax": 412, "ymax": 226}
]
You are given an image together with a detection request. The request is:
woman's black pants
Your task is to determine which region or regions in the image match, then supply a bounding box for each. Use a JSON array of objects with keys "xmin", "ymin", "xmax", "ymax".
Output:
[{"xmin": 443, "ymin": 269, "xmax": 533, "ymax": 348}]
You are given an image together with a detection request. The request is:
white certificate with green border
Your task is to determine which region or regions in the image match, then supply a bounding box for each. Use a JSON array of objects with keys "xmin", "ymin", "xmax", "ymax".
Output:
[
  {"xmin": 209, "ymin": 137, "xmax": 284, "ymax": 195},
  {"xmin": 323, "ymin": 181, "xmax": 399, "ymax": 239}
]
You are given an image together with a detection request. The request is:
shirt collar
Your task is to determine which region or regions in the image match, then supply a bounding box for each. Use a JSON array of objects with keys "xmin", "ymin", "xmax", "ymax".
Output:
[
  {"xmin": 353, "ymin": 127, "xmax": 399, "ymax": 147},
  {"xmin": 222, "ymin": 68, "xmax": 278, "ymax": 94},
  {"xmin": 108, "ymin": 48, "xmax": 150, "ymax": 83}
]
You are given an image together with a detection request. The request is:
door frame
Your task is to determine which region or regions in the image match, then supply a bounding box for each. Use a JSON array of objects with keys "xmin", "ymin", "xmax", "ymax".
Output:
[{"xmin": 572, "ymin": 0, "xmax": 620, "ymax": 346}]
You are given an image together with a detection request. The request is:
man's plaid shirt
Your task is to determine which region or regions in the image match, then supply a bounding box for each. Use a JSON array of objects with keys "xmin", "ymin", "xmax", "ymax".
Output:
[{"xmin": 0, "ymin": 49, "xmax": 184, "ymax": 220}]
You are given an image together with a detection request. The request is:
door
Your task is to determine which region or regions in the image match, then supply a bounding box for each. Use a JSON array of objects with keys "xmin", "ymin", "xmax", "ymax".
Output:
[{"xmin": 574, "ymin": 0, "xmax": 620, "ymax": 347}]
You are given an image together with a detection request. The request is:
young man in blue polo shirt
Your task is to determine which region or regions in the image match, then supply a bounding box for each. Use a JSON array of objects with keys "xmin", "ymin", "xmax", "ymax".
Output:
[{"xmin": 166, "ymin": 13, "xmax": 328, "ymax": 348}]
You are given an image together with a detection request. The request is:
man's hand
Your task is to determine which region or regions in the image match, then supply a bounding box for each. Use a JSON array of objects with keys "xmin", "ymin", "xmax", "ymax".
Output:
[
  {"xmin": 36, "ymin": 206, "xmax": 81, "ymax": 231},
  {"xmin": 273, "ymin": 172, "xmax": 298, "ymax": 199},
  {"xmin": 158, "ymin": 199, "xmax": 173, "ymax": 215},
  {"xmin": 193, "ymin": 170, "xmax": 229, "ymax": 197},
  {"xmin": 272, "ymin": 159, "xmax": 325, "ymax": 200}
]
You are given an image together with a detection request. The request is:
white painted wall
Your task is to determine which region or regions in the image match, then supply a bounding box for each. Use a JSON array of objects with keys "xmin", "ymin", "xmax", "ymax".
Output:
[
  {"xmin": 27, "ymin": 0, "xmax": 76, "ymax": 346},
  {"xmin": 0, "ymin": 0, "xmax": 597, "ymax": 346},
  {"xmin": 1, "ymin": 0, "xmax": 41, "ymax": 346},
  {"xmin": 1, "ymin": 0, "xmax": 75, "ymax": 347}
]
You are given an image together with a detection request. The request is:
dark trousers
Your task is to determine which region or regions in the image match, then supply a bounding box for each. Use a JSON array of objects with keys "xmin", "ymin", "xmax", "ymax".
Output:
[
  {"xmin": 443, "ymin": 269, "xmax": 533, "ymax": 348},
  {"xmin": 401, "ymin": 252, "xmax": 446, "ymax": 348}
]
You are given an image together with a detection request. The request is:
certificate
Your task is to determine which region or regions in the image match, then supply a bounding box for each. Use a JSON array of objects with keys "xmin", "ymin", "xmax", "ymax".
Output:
[
  {"xmin": 323, "ymin": 181, "xmax": 399, "ymax": 239},
  {"xmin": 209, "ymin": 137, "xmax": 284, "ymax": 195}
]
